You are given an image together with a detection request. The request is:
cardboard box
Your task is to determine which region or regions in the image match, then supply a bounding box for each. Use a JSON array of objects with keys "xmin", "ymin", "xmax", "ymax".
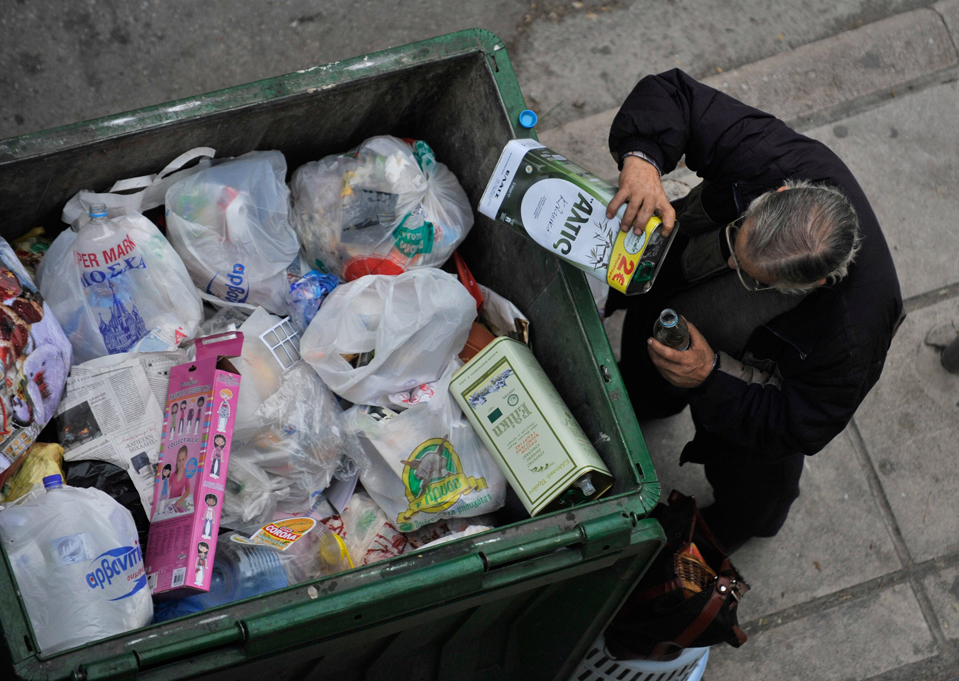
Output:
[{"xmin": 145, "ymin": 333, "xmax": 243, "ymax": 597}]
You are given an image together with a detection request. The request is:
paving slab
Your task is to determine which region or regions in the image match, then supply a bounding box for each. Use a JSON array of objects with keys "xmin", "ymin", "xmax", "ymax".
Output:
[
  {"xmin": 704, "ymin": 583, "xmax": 937, "ymax": 681},
  {"xmin": 803, "ymin": 81, "xmax": 959, "ymax": 300},
  {"xmin": 853, "ymin": 296, "xmax": 959, "ymax": 563},
  {"xmin": 706, "ymin": 8, "xmax": 958, "ymax": 128},
  {"xmin": 923, "ymin": 564, "xmax": 959, "ymax": 641},
  {"xmin": 730, "ymin": 428, "xmax": 902, "ymax": 618}
]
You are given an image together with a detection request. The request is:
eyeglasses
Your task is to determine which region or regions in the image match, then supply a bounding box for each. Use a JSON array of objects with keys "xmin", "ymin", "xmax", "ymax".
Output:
[{"xmin": 726, "ymin": 219, "xmax": 772, "ymax": 292}]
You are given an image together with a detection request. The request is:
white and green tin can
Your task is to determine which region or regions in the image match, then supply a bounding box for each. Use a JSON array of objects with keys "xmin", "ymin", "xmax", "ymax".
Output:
[{"xmin": 450, "ymin": 336, "xmax": 613, "ymax": 516}]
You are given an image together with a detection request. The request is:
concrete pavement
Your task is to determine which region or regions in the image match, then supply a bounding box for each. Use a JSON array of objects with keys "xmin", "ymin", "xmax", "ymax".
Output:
[{"xmin": 541, "ymin": 3, "xmax": 959, "ymax": 679}]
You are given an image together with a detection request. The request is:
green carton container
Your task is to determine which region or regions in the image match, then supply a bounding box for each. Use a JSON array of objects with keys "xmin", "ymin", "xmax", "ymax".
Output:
[{"xmin": 0, "ymin": 30, "xmax": 663, "ymax": 681}]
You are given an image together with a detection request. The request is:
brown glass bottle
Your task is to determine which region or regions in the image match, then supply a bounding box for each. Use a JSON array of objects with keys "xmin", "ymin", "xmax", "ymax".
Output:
[{"xmin": 653, "ymin": 309, "xmax": 690, "ymax": 350}]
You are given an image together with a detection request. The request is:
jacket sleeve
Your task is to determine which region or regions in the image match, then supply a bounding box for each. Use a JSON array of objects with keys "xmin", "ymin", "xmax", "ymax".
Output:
[
  {"xmin": 608, "ymin": 69, "xmax": 787, "ymax": 180},
  {"xmin": 686, "ymin": 348, "xmax": 866, "ymax": 458}
]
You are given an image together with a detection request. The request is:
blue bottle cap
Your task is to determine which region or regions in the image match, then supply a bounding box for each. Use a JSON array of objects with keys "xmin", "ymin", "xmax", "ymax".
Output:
[
  {"xmin": 88, "ymin": 203, "xmax": 108, "ymax": 219},
  {"xmin": 42, "ymin": 474, "xmax": 63, "ymax": 489},
  {"xmin": 518, "ymin": 109, "xmax": 538, "ymax": 129}
]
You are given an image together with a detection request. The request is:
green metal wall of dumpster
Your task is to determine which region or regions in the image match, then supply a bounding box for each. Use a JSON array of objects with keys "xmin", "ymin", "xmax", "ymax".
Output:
[{"xmin": 0, "ymin": 29, "xmax": 664, "ymax": 681}]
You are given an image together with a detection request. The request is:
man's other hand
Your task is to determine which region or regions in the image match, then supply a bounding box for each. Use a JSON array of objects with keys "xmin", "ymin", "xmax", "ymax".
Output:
[
  {"xmin": 648, "ymin": 318, "xmax": 715, "ymax": 388},
  {"xmin": 607, "ymin": 155, "xmax": 676, "ymax": 236}
]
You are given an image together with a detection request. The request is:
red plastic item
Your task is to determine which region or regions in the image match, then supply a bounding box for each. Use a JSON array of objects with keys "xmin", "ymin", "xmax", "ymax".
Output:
[{"xmin": 453, "ymin": 251, "xmax": 484, "ymax": 310}]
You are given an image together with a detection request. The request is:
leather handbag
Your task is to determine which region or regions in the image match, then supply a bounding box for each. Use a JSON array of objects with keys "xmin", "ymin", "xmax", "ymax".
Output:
[{"xmin": 604, "ymin": 490, "xmax": 749, "ymax": 661}]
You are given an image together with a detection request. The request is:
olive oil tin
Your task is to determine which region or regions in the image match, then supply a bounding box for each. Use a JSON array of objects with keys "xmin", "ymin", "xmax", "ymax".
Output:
[{"xmin": 450, "ymin": 336, "xmax": 613, "ymax": 516}]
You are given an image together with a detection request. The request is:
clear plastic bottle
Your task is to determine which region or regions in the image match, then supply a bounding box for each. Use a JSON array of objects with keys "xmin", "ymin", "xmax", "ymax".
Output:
[
  {"xmin": 653, "ymin": 309, "xmax": 690, "ymax": 351},
  {"xmin": 0, "ymin": 474, "xmax": 152, "ymax": 653},
  {"xmin": 153, "ymin": 539, "xmax": 288, "ymax": 623}
]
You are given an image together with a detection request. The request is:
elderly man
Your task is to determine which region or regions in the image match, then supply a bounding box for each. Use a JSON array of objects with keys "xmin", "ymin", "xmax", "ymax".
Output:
[{"xmin": 605, "ymin": 70, "xmax": 903, "ymax": 553}]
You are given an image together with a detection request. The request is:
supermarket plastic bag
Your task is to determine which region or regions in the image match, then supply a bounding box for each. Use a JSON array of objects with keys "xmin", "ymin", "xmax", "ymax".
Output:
[
  {"xmin": 301, "ymin": 268, "xmax": 475, "ymax": 405},
  {"xmin": 165, "ymin": 151, "xmax": 301, "ymax": 314},
  {"xmin": 344, "ymin": 360, "xmax": 506, "ymax": 532},
  {"xmin": 36, "ymin": 207, "xmax": 203, "ymax": 362},
  {"xmin": 60, "ymin": 147, "xmax": 216, "ymax": 226},
  {"xmin": 0, "ymin": 238, "xmax": 72, "ymax": 481},
  {"xmin": 290, "ymin": 136, "xmax": 472, "ymax": 280}
]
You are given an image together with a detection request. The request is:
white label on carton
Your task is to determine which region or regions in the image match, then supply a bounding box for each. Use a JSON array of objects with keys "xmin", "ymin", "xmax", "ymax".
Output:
[{"xmin": 479, "ymin": 139, "xmax": 545, "ymax": 218}]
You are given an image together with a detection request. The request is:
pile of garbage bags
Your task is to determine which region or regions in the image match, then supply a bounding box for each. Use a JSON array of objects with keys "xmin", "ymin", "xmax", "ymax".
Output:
[{"xmin": 0, "ymin": 136, "xmax": 521, "ymax": 654}]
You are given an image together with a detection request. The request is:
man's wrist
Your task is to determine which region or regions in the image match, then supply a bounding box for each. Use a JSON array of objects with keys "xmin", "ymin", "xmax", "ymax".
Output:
[{"xmin": 622, "ymin": 150, "xmax": 662, "ymax": 176}]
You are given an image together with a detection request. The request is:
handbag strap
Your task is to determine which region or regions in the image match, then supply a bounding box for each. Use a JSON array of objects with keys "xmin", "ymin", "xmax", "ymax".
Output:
[{"xmin": 648, "ymin": 574, "xmax": 734, "ymax": 659}]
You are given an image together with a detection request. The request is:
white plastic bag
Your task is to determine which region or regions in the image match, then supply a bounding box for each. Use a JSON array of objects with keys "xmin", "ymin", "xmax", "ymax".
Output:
[
  {"xmin": 37, "ymin": 209, "xmax": 203, "ymax": 363},
  {"xmin": 61, "ymin": 147, "xmax": 216, "ymax": 226},
  {"xmin": 344, "ymin": 360, "xmax": 506, "ymax": 533},
  {"xmin": 165, "ymin": 151, "xmax": 301, "ymax": 314},
  {"xmin": 290, "ymin": 136, "xmax": 473, "ymax": 280},
  {"xmin": 301, "ymin": 269, "xmax": 475, "ymax": 405}
]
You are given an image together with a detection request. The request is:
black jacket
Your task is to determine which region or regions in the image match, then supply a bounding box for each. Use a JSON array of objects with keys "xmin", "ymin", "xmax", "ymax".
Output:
[{"xmin": 609, "ymin": 70, "xmax": 903, "ymax": 463}]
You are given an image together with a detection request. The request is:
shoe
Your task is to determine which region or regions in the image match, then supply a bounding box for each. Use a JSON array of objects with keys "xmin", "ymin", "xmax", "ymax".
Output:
[{"xmin": 699, "ymin": 504, "xmax": 749, "ymax": 556}]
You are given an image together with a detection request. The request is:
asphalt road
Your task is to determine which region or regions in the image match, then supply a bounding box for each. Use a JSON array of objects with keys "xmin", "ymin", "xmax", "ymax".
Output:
[{"xmin": 0, "ymin": 0, "xmax": 941, "ymax": 140}]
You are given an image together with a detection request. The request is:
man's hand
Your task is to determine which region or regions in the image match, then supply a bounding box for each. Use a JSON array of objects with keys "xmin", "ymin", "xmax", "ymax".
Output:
[
  {"xmin": 648, "ymin": 318, "xmax": 715, "ymax": 388},
  {"xmin": 606, "ymin": 155, "xmax": 676, "ymax": 236}
]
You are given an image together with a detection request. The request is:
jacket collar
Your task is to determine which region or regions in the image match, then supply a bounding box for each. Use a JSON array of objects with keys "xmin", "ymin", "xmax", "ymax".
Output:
[{"xmin": 762, "ymin": 282, "xmax": 843, "ymax": 360}]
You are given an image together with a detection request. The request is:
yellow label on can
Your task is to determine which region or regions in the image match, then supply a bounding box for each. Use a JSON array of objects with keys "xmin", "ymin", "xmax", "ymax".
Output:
[{"xmin": 606, "ymin": 216, "xmax": 663, "ymax": 293}]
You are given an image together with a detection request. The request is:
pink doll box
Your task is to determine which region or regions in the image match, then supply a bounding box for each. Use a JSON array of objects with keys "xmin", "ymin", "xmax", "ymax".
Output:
[{"xmin": 145, "ymin": 332, "xmax": 243, "ymax": 598}]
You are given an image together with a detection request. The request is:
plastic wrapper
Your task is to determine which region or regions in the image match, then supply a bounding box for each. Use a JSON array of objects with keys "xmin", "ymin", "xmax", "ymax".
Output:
[
  {"xmin": 220, "ymin": 456, "xmax": 281, "ymax": 535},
  {"xmin": 222, "ymin": 363, "xmax": 369, "ymax": 529},
  {"xmin": 12, "ymin": 227, "xmax": 52, "ymax": 280},
  {"xmin": 287, "ymin": 270, "xmax": 338, "ymax": 334},
  {"xmin": 344, "ymin": 360, "xmax": 506, "ymax": 532},
  {"xmin": 0, "ymin": 443, "xmax": 63, "ymax": 503},
  {"xmin": 0, "ymin": 238, "xmax": 72, "ymax": 482},
  {"xmin": 404, "ymin": 514, "xmax": 497, "ymax": 550},
  {"xmin": 301, "ymin": 268, "xmax": 475, "ymax": 405},
  {"xmin": 196, "ymin": 305, "xmax": 250, "ymax": 338},
  {"xmin": 36, "ymin": 207, "xmax": 203, "ymax": 362},
  {"xmin": 165, "ymin": 151, "xmax": 301, "ymax": 314},
  {"xmin": 291, "ymin": 136, "xmax": 473, "ymax": 281},
  {"xmin": 323, "ymin": 490, "xmax": 408, "ymax": 566},
  {"xmin": 0, "ymin": 478, "xmax": 152, "ymax": 653}
]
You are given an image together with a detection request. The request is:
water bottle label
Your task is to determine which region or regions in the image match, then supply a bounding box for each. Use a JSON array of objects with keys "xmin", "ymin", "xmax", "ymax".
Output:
[{"xmin": 85, "ymin": 544, "xmax": 147, "ymax": 601}]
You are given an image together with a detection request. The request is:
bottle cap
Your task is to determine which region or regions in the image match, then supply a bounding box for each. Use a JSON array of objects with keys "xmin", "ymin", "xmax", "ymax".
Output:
[
  {"xmin": 42, "ymin": 474, "xmax": 63, "ymax": 489},
  {"xmin": 88, "ymin": 203, "xmax": 108, "ymax": 219},
  {"xmin": 518, "ymin": 110, "xmax": 538, "ymax": 129}
]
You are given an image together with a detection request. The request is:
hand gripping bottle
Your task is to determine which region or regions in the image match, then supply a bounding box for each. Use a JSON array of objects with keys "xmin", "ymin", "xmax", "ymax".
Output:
[{"xmin": 0, "ymin": 475, "xmax": 152, "ymax": 653}]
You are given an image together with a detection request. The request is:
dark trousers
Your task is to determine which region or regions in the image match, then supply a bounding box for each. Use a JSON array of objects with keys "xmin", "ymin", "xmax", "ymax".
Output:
[{"xmin": 610, "ymin": 233, "xmax": 804, "ymax": 549}]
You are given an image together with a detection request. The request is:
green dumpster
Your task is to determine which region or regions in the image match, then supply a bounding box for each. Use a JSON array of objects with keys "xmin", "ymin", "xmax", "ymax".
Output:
[{"xmin": 0, "ymin": 29, "xmax": 663, "ymax": 681}]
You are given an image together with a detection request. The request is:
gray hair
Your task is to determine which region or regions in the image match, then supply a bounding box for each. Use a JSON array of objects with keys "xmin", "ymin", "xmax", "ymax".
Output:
[{"xmin": 742, "ymin": 179, "xmax": 862, "ymax": 294}]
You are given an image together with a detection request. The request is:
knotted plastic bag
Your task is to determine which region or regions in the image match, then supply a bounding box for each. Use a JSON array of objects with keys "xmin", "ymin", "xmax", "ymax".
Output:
[
  {"xmin": 165, "ymin": 151, "xmax": 301, "ymax": 314},
  {"xmin": 290, "ymin": 136, "xmax": 472, "ymax": 280},
  {"xmin": 37, "ymin": 210, "xmax": 202, "ymax": 362},
  {"xmin": 300, "ymin": 268, "xmax": 475, "ymax": 405}
]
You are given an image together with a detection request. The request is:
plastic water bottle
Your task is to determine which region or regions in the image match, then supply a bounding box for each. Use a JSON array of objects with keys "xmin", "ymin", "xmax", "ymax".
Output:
[
  {"xmin": 0, "ymin": 475, "xmax": 152, "ymax": 653},
  {"xmin": 153, "ymin": 538, "xmax": 288, "ymax": 623},
  {"xmin": 653, "ymin": 309, "xmax": 690, "ymax": 351}
]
